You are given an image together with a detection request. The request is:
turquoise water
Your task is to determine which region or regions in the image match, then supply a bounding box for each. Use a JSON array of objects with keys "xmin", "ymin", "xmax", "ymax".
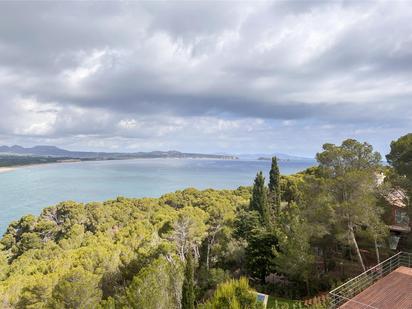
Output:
[{"xmin": 0, "ymin": 159, "xmax": 314, "ymax": 234}]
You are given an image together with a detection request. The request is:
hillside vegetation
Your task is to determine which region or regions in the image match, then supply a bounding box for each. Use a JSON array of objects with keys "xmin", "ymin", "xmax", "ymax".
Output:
[
  {"xmin": 0, "ymin": 136, "xmax": 411, "ymax": 308},
  {"xmin": 0, "ymin": 155, "xmax": 66, "ymax": 168}
]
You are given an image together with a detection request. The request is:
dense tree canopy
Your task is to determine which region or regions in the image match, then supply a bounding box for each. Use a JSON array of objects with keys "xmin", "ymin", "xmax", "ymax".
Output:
[
  {"xmin": 0, "ymin": 136, "xmax": 409, "ymax": 308},
  {"xmin": 315, "ymin": 139, "xmax": 385, "ymax": 270},
  {"xmin": 387, "ymin": 133, "xmax": 412, "ymax": 181},
  {"xmin": 0, "ymin": 188, "xmax": 249, "ymax": 308}
]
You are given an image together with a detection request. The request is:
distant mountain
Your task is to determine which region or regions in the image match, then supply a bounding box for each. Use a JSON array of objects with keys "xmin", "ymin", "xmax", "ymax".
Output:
[
  {"xmin": 236, "ymin": 152, "xmax": 314, "ymax": 161},
  {"xmin": 0, "ymin": 145, "xmax": 238, "ymax": 160},
  {"xmin": 0, "ymin": 145, "xmax": 74, "ymax": 157}
]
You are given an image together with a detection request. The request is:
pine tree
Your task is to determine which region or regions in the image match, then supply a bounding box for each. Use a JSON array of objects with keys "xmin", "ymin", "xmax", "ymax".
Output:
[
  {"xmin": 268, "ymin": 156, "xmax": 281, "ymax": 215},
  {"xmin": 250, "ymin": 171, "xmax": 270, "ymax": 225},
  {"xmin": 181, "ymin": 250, "xmax": 195, "ymax": 309}
]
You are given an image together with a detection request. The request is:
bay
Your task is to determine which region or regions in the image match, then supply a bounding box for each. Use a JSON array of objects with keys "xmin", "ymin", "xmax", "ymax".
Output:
[{"xmin": 0, "ymin": 158, "xmax": 315, "ymax": 234}]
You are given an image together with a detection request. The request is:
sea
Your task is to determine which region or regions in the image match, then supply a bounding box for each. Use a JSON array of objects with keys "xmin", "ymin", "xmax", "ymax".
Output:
[{"xmin": 0, "ymin": 158, "xmax": 315, "ymax": 234}]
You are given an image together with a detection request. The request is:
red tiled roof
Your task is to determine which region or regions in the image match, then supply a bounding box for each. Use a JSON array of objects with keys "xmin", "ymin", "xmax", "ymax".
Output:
[{"xmin": 385, "ymin": 188, "xmax": 408, "ymax": 208}]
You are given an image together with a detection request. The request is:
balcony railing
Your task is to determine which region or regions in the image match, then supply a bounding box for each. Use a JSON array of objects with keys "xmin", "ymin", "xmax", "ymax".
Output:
[{"xmin": 329, "ymin": 251, "xmax": 412, "ymax": 308}]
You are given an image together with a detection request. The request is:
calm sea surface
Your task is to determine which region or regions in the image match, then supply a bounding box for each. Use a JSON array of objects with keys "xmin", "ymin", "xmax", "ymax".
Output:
[{"xmin": 0, "ymin": 159, "xmax": 315, "ymax": 234}]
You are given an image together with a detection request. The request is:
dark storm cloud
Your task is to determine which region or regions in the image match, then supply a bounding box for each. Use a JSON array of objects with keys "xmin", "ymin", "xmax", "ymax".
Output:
[{"xmin": 0, "ymin": 1, "xmax": 411, "ymax": 155}]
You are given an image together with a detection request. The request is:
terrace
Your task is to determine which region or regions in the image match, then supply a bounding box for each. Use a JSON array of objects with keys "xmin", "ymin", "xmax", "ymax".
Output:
[{"xmin": 329, "ymin": 251, "xmax": 412, "ymax": 309}]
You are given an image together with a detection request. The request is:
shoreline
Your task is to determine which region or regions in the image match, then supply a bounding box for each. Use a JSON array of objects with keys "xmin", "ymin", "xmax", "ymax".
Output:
[
  {"xmin": 0, "ymin": 167, "xmax": 17, "ymax": 173},
  {"xmin": 0, "ymin": 159, "xmax": 83, "ymax": 174},
  {"xmin": 0, "ymin": 157, "xmax": 314, "ymax": 174},
  {"xmin": 0, "ymin": 157, "xmax": 242, "ymax": 174}
]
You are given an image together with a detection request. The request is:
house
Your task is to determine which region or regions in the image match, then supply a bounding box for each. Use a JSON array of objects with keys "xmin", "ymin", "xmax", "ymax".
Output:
[
  {"xmin": 384, "ymin": 188, "xmax": 410, "ymax": 249},
  {"xmin": 375, "ymin": 172, "xmax": 410, "ymax": 249}
]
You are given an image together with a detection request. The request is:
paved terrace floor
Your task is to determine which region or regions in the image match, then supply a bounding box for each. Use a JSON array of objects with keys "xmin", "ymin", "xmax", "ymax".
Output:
[{"xmin": 339, "ymin": 266, "xmax": 412, "ymax": 309}]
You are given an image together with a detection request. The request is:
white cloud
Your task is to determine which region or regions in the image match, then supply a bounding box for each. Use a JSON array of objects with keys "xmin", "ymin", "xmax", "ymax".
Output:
[
  {"xmin": 7, "ymin": 97, "xmax": 59, "ymax": 136},
  {"xmin": 118, "ymin": 118, "xmax": 139, "ymax": 129},
  {"xmin": 63, "ymin": 50, "xmax": 107, "ymax": 86},
  {"xmin": 0, "ymin": 1, "xmax": 411, "ymax": 156}
]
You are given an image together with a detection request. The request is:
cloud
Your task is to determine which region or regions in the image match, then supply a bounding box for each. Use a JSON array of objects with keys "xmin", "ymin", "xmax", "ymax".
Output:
[{"xmin": 0, "ymin": 1, "xmax": 411, "ymax": 156}]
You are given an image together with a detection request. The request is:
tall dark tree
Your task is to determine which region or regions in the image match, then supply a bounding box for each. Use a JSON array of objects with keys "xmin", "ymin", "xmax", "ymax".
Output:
[
  {"xmin": 250, "ymin": 171, "xmax": 270, "ymax": 225},
  {"xmin": 245, "ymin": 228, "xmax": 278, "ymax": 284},
  {"xmin": 268, "ymin": 157, "xmax": 281, "ymax": 215},
  {"xmin": 386, "ymin": 133, "xmax": 412, "ymax": 181},
  {"xmin": 182, "ymin": 251, "xmax": 195, "ymax": 309}
]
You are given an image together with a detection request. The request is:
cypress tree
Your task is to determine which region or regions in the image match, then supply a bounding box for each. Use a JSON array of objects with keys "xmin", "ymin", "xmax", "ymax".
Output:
[
  {"xmin": 268, "ymin": 156, "xmax": 281, "ymax": 215},
  {"xmin": 181, "ymin": 250, "xmax": 195, "ymax": 309},
  {"xmin": 250, "ymin": 171, "xmax": 270, "ymax": 225}
]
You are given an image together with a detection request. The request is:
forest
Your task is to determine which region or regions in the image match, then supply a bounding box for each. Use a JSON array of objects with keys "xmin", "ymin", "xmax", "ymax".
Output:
[
  {"xmin": 0, "ymin": 134, "xmax": 411, "ymax": 308},
  {"xmin": 0, "ymin": 155, "xmax": 67, "ymax": 168}
]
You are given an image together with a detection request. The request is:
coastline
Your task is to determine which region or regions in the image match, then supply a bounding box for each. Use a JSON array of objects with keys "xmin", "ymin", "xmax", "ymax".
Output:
[
  {"xmin": 0, "ymin": 167, "xmax": 17, "ymax": 173},
  {"xmin": 0, "ymin": 157, "xmax": 239, "ymax": 174},
  {"xmin": 0, "ymin": 159, "xmax": 82, "ymax": 174}
]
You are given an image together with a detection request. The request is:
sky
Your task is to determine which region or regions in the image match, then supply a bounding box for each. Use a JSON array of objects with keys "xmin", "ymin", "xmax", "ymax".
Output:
[{"xmin": 0, "ymin": 1, "xmax": 411, "ymax": 157}]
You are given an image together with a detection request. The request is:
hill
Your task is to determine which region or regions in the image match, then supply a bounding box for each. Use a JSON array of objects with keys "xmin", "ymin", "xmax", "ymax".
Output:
[
  {"xmin": 0, "ymin": 145, "xmax": 238, "ymax": 161},
  {"xmin": 236, "ymin": 152, "xmax": 313, "ymax": 161}
]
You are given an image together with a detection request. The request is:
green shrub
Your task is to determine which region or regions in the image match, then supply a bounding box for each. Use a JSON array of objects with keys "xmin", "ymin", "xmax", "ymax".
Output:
[{"xmin": 199, "ymin": 277, "xmax": 263, "ymax": 309}]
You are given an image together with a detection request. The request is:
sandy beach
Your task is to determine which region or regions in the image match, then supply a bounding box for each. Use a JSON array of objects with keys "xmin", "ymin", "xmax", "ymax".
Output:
[
  {"xmin": 0, "ymin": 167, "xmax": 16, "ymax": 173},
  {"xmin": 0, "ymin": 160, "xmax": 85, "ymax": 174}
]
